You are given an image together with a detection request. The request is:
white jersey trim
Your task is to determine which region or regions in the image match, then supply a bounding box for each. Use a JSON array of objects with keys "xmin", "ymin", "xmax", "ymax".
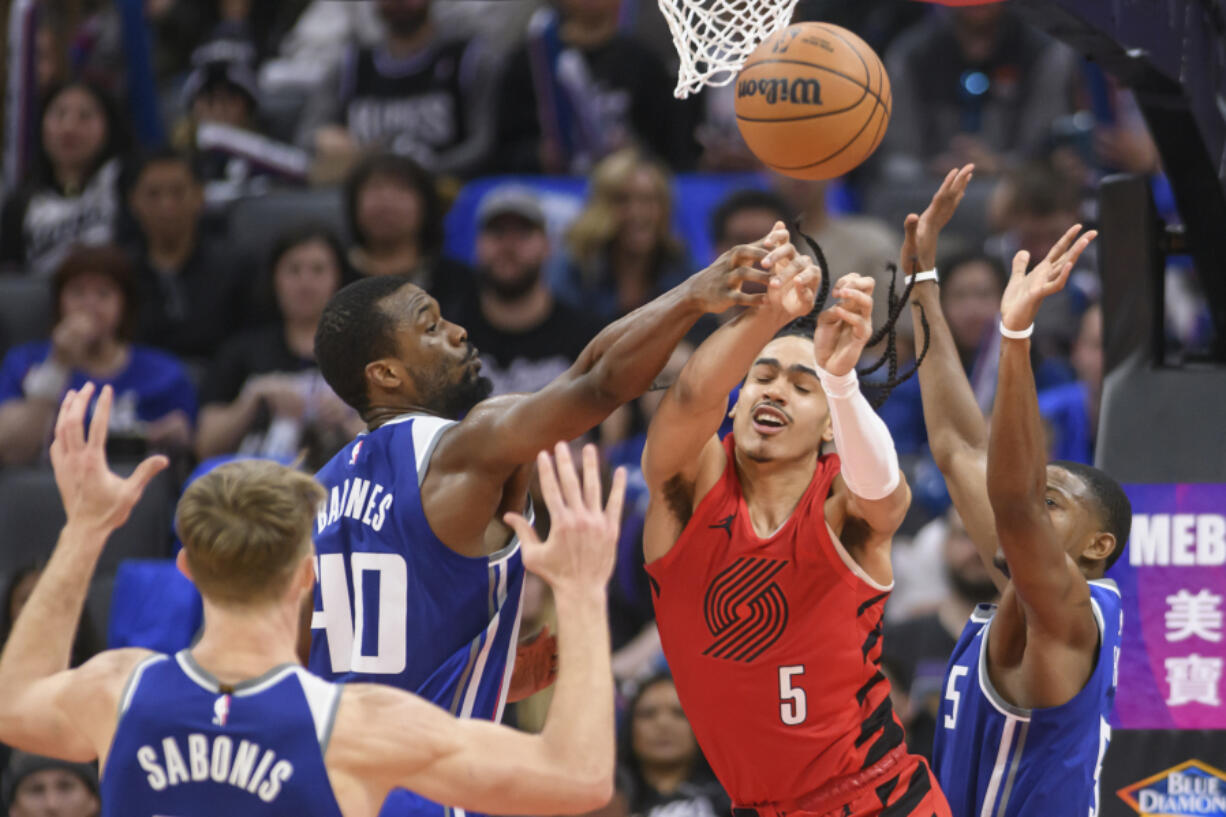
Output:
[
  {"xmin": 975, "ymin": 622, "xmax": 1032, "ymax": 721},
  {"xmin": 291, "ymin": 667, "xmax": 344, "ymax": 750},
  {"xmin": 411, "ymin": 415, "xmax": 456, "ymax": 479},
  {"xmin": 1089, "ymin": 578, "xmax": 1120, "ymax": 596},
  {"xmin": 174, "ymin": 650, "xmax": 298, "ymax": 697},
  {"xmin": 118, "ymin": 653, "xmax": 170, "ymax": 716}
]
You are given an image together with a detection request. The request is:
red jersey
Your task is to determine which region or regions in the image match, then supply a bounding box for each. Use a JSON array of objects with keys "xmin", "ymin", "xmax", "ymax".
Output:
[{"xmin": 647, "ymin": 434, "xmax": 906, "ymax": 808}]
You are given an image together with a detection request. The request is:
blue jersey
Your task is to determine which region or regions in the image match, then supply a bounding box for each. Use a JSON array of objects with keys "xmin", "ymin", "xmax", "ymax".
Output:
[
  {"xmin": 309, "ymin": 415, "xmax": 525, "ymax": 817},
  {"xmin": 101, "ymin": 650, "xmax": 343, "ymax": 817},
  {"xmin": 933, "ymin": 579, "xmax": 1122, "ymax": 817}
]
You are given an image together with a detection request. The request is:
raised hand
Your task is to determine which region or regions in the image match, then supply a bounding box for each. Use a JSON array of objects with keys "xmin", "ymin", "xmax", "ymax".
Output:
[
  {"xmin": 504, "ymin": 443, "xmax": 626, "ymax": 596},
  {"xmin": 685, "ymin": 242, "xmax": 773, "ymax": 313},
  {"xmin": 49, "ymin": 384, "xmax": 168, "ymax": 537},
  {"xmin": 814, "ymin": 273, "xmax": 876, "ymax": 377},
  {"xmin": 1000, "ymin": 224, "xmax": 1098, "ymax": 333},
  {"xmin": 761, "ymin": 223, "xmax": 822, "ymax": 320},
  {"xmin": 901, "ymin": 164, "xmax": 974, "ymax": 273}
]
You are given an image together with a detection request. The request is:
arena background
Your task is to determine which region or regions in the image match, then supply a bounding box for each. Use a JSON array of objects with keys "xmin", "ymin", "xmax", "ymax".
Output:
[{"xmin": 1, "ymin": 0, "xmax": 1224, "ymax": 815}]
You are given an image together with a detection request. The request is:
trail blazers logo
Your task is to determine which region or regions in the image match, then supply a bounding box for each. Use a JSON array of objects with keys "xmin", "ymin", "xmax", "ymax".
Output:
[
  {"xmin": 1117, "ymin": 759, "xmax": 1226, "ymax": 817},
  {"xmin": 703, "ymin": 556, "xmax": 788, "ymax": 662}
]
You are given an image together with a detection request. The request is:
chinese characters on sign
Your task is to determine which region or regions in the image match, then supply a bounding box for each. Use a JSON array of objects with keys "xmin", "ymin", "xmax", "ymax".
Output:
[
  {"xmin": 1109, "ymin": 485, "xmax": 1226, "ymax": 729},
  {"xmin": 1163, "ymin": 589, "xmax": 1223, "ymax": 708}
]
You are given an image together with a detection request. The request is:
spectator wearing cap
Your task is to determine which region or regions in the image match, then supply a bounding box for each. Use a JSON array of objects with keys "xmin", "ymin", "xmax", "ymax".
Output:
[
  {"xmin": 0, "ymin": 245, "xmax": 196, "ymax": 466},
  {"xmin": 344, "ymin": 153, "xmax": 475, "ymax": 316},
  {"xmin": 450, "ymin": 186, "xmax": 597, "ymax": 396},
  {"xmin": 124, "ymin": 149, "xmax": 252, "ymax": 362},
  {"xmin": 173, "ymin": 39, "xmax": 310, "ymax": 205},
  {"xmin": 3, "ymin": 752, "xmax": 99, "ymax": 817}
]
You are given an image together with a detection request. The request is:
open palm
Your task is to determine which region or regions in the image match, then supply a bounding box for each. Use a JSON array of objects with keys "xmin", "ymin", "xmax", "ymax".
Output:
[
  {"xmin": 1001, "ymin": 224, "xmax": 1098, "ymax": 332},
  {"xmin": 49, "ymin": 384, "xmax": 168, "ymax": 538},
  {"xmin": 901, "ymin": 164, "xmax": 974, "ymax": 271}
]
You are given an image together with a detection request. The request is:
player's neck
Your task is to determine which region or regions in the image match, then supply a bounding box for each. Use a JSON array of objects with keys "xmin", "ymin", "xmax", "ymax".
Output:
[
  {"xmin": 189, "ymin": 600, "xmax": 302, "ymax": 684},
  {"xmin": 735, "ymin": 450, "xmax": 818, "ymax": 538}
]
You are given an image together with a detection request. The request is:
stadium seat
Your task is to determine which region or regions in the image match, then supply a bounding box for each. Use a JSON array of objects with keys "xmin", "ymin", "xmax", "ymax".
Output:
[
  {"xmin": 0, "ymin": 275, "xmax": 53, "ymax": 360},
  {"xmin": 227, "ymin": 187, "xmax": 350, "ymax": 275},
  {"xmin": 0, "ymin": 465, "xmax": 177, "ymax": 585}
]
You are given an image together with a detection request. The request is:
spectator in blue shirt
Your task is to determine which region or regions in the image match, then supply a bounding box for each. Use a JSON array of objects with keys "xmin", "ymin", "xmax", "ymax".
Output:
[{"xmin": 0, "ymin": 245, "xmax": 196, "ymax": 466}]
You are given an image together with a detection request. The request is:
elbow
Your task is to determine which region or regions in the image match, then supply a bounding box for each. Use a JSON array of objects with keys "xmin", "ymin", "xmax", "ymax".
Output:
[{"xmin": 564, "ymin": 771, "xmax": 614, "ymax": 813}]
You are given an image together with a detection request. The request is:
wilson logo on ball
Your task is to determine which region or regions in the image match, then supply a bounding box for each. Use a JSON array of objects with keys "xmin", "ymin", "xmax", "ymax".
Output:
[{"xmin": 736, "ymin": 77, "xmax": 823, "ymax": 106}]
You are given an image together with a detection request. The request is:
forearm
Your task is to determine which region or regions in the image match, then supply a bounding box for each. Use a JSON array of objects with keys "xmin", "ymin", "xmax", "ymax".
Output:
[
  {"xmin": 675, "ymin": 307, "xmax": 788, "ymax": 409},
  {"xmin": 540, "ymin": 588, "xmax": 614, "ymax": 798},
  {"xmin": 0, "ymin": 400, "xmax": 57, "ymax": 465},
  {"xmin": 987, "ymin": 338, "xmax": 1047, "ymax": 510},
  {"xmin": 910, "ymin": 283, "xmax": 988, "ymax": 464},
  {"xmin": 0, "ymin": 521, "xmax": 103, "ymax": 688},
  {"xmin": 575, "ymin": 283, "xmax": 706, "ymax": 408},
  {"xmin": 820, "ymin": 368, "xmax": 900, "ymax": 503}
]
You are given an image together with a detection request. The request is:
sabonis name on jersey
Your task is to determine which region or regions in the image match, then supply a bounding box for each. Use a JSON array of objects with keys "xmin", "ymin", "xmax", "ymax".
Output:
[{"xmin": 136, "ymin": 734, "xmax": 293, "ymax": 803}]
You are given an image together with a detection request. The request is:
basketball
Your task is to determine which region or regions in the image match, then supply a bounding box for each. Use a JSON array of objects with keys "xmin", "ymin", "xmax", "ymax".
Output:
[{"xmin": 734, "ymin": 23, "xmax": 892, "ymax": 180}]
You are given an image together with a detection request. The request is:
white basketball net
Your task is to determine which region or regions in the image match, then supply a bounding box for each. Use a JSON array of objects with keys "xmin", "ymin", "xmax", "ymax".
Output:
[{"xmin": 658, "ymin": 0, "xmax": 801, "ymax": 98}]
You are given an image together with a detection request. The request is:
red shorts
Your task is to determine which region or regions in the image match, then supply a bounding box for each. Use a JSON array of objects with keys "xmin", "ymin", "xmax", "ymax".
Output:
[{"xmin": 732, "ymin": 746, "xmax": 952, "ymax": 817}]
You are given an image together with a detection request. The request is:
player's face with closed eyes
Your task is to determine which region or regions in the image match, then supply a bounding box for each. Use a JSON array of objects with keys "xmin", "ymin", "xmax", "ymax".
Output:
[
  {"xmin": 731, "ymin": 336, "xmax": 832, "ymax": 464},
  {"xmin": 632, "ymin": 680, "xmax": 697, "ymax": 767}
]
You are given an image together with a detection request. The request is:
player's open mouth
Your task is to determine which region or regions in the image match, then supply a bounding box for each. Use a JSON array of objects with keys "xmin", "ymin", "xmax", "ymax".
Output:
[{"xmin": 751, "ymin": 405, "xmax": 789, "ymax": 436}]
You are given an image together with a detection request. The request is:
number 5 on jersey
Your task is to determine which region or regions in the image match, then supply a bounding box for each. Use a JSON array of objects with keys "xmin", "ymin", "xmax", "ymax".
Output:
[
  {"xmin": 779, "ymin": 665, "xmax": 807, "ymax": 725},
  {"xmin": 943, "ymin": 665, "xmax": 969, "ymax": 729}
]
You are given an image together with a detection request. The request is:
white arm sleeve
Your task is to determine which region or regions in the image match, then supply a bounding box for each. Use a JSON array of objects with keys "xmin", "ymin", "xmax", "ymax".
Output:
[{"xmin": 817, "ymin": 366, "xmax": 900, "ymax": 501}]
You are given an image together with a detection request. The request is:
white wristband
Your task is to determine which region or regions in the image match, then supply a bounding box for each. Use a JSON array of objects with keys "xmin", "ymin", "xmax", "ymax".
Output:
[
  {"xmin": 999, "ymin": 322, "xmax": 1035, "ymax": 340},
  {"xmin": 904, "ymin": 268, "xmax": 939, "ymax": 286}
]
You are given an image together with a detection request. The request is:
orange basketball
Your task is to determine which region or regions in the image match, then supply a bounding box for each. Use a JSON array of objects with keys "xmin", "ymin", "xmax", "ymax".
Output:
[{"xmin": 734, "ymin": 23, "xmax": 892, "ymax": 180}]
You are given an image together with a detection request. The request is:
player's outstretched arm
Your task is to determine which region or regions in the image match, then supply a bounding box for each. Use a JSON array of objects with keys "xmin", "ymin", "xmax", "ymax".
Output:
[
  {"xmin": 906, "ymin": 165, "xmax": 1006, "ymax": 591},
  {"xmin": 642, "ymin": 223, "xmax": 819, "ymax": 495},
  {"xmin": 988, "ymin": 226, "xmax": 1099, "ymax": 642},
  {"xmin": 436, "ymin": 235, "xmax": 777, "ymax": 477},
  {"xmin": 816, "ymin": 274, "xmax": 910, "ymax": 536},
  {"xmin": 0, "ymin": 385, "xmax": 163, "ymax": 760},
  {"xmin": 330, "ymin": 444, "xmax": 622, "ymax": 815}
]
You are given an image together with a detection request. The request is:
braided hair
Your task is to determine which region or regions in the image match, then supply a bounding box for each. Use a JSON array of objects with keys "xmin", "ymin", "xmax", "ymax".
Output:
[{"xmin": 774, "ymin": 226, "xmax": 930, "ymax": 408}]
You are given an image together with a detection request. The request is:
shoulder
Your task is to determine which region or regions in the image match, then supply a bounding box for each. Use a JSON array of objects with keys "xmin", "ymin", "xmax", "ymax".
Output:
[{"xmin": 62, "ymin": 648, "xmax": 159, "ymax": 709}]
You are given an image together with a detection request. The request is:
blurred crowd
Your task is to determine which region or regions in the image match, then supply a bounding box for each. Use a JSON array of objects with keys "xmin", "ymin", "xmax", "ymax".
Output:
[{"xmin": 0, "ymin": 1, "xmax": 1211, "ymax": 816}]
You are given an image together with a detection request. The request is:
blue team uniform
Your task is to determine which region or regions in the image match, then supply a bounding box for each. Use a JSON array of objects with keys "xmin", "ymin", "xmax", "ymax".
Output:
[
  {"xmin": 933, "ymin": 579, "xmax": 1122, "ymax": 817},
  {"xmin": 310, "ymin": 414, "xmax": 525, "ymax": 817},
  {"xmin": 101, "ymin": 650, "xmax": 344, "ymax": 817}
]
